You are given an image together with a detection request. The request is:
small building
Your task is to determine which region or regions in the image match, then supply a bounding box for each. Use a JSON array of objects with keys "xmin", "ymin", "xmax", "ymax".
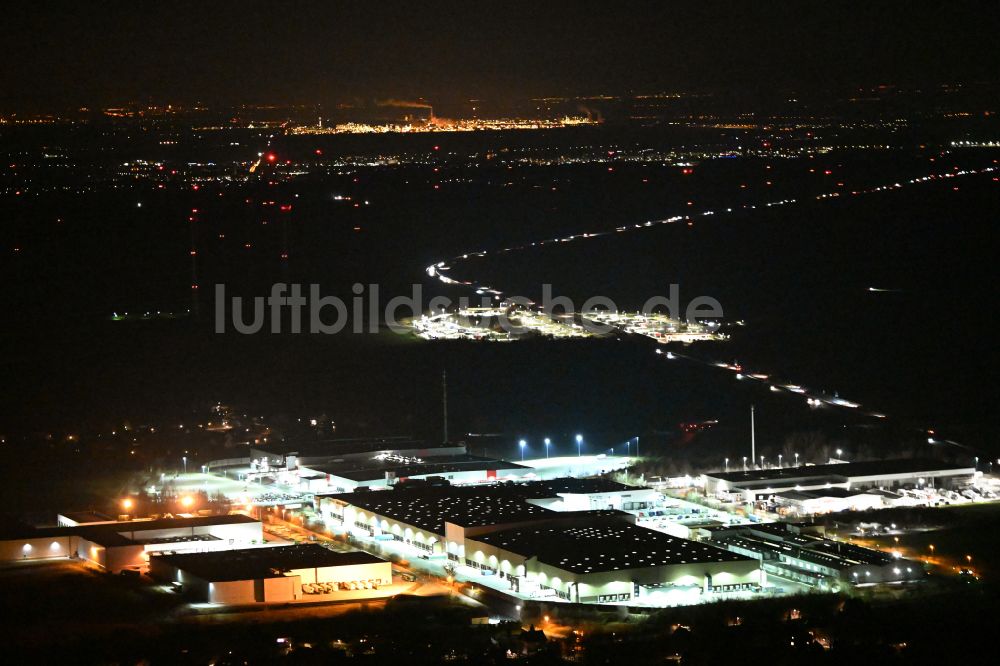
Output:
[
  {"xmin": 149, "ymin": 544, "xmax": 391, "ymax": 604},
  {"xmin": 774, "ymin": 488, "xmax": 886, "ymax": 515},
  {"xmin": 56, "ymin": 511, "xmax": 115, "ymax": 527}
]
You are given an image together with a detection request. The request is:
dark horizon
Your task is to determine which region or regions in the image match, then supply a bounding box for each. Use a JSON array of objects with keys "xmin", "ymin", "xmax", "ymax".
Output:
[{"xmin": 4, "ymin": 1, "xmax": 1000, "ymax": 110}]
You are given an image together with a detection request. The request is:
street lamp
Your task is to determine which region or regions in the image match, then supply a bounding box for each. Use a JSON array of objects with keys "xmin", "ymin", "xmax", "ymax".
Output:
[
  {"xmin": 760, "ymin": 455, "xmax": 765, "ymax": 469},
  {"xmin": 544, "ymin": 438, "xmax": 551, "ymax": 458},
  {"xmin": 778, "ymin": 454, "xmax": 783, "ymax": 468},
  {"xmin": 121, "ymin": 498, "xmax": 133, "ymax": 512},
  {"xmin": 836, "ymin": 448, "xmax": 843, "ymax": 458},
  {"xmin": 794, "ymin": 452, "xmax": 799, "ymax": 466},
  {"xmin": 182, "ymin": 456, "xmax": 187, "ymax": 474},
  {"xmin": 634, "ymin": 436, "xmax": 640, "ymax": 458},
  {"xmin": 519, "ymin": 439, "xmax": 526, "ymax": 461},
  {"xmin": 576, "ymin": 434, "xmax": 583, "ymax": 457},
  {"xmin": 725, "ymin": 458, "xmax": 729, "ymax": 472},
  {"xmin": 742, "ymin": 456, "xmax": 747, "ymax": 471}
]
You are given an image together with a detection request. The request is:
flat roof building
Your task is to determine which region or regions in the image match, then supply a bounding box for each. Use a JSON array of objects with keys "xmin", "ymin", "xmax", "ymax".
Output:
[
  {"xmin": 703, "ymin": 522, "xmax": 923, "ymax": 588},
  {"xmin": 150, "ymin": 544, "xmax": 391, "ymax": 604},
  {"xmin": 705, "ymin": 458, "xmax": 974, "ymax": 502},
  {"xmin": 465, "ymin": 515, "xmax": 759, "ymax": 603},
  {"xmin": 0, "ymin": 514, "xmax": 263, "ymax": 573}
]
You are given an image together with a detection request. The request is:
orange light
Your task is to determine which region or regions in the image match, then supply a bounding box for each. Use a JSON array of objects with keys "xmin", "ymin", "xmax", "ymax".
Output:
[
  {"xmin": 180, "ymin": 495, "xmax": 195, "ymax": 508},
  {"xmin": 122, "ymin": 498, "xmax": 133, "ymax": 510}
]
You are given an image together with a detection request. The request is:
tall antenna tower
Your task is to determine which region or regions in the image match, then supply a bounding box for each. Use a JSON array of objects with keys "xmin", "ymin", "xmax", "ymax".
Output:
[
  {"xmin": 189, "ymin": 207, "xmax": 200, "ymax": 317},
  {"xmin": 442, "ymin": 370, "xmax": 449, "ymax": 444}
]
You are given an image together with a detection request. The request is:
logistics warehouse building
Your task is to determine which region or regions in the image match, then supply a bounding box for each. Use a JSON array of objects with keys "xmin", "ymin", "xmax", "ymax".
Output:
[
  {"xmin": 150, "ymin": 544, "xmax": 391, "ymax": 604},
  {"xmin": 704, "ymin": 458, "xmax": 975, "ymax": 503},
  {"xmin": 0, "ymin": 514, "xmax": 263, "ymax": 573},
  {"xmin": 467, "ymin": 515, "xmax": 760, "ymax": 603},
  {"xmin": 318, "ymin": 479, "xmax": 761, "ymax": 605},
  {"xmin": 701, "ymin": 522, "xmax": 924, "ymax": 587}
]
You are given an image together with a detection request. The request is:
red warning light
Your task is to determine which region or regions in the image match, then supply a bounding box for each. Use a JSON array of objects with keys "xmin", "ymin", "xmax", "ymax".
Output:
[{"xmin": 266, "ymin": 153, "xmax": 277, "ymax": 162}]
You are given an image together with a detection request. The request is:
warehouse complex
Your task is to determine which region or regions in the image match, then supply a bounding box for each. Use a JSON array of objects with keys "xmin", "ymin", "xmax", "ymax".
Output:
[
  {"xmin": 244, "ymin": 441, "xmax": 629, "ymax": 493},
  {"xmin": 317, "ymin": 479, "xmax": 762, "ymax": 605}
]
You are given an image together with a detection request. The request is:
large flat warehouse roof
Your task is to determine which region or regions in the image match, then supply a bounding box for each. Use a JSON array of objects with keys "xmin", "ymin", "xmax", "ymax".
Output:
[
  {"xmin": 152, "ymin": 544, "xmax": 384, "ymax": 582},
  {"xmin": 320, "ymin": 478, "xmax": 642, "ymax": 533},
  {"xmin": 473, "ymin": 520, "xmax": 752, "ymax": 574},
  {"xmin": 2, "ymin": 514, "xmax": 259, "ymax": 546}
]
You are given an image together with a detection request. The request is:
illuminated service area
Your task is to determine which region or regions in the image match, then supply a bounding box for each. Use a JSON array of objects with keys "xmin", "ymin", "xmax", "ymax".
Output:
[
  {"xmin": 242, "ymin": 441, "xmax": 631, "ymax": 494},
  {"xmin": 149, "ymin": 544, "xmax": 391, "ymax": 604}
]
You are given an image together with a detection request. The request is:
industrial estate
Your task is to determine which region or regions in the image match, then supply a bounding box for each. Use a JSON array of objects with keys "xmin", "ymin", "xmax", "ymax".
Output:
[{"xmin": 5, "ymin": 437, "xmax": 988, "ymax": 613}]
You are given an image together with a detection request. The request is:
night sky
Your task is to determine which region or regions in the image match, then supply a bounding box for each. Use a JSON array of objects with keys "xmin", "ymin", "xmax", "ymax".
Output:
[{"xmin": 4, "ymin": 1, "xmax": 999, "ymax": 108}]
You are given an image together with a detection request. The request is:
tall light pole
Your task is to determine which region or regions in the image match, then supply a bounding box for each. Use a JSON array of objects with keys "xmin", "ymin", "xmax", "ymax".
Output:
[
  {"xmin": 760, "ymin": 455, "xmax": 765, "ymax": 469},
  {"xmin": 725, "ymin": 457, "xmax": 729, "ymax": 472},
  {"xmin": 635, "ymin": 436, "xmax": 640, "ymax": 458},
  {"xmin": 519, "ymin": 439, "xmax": 526, "ymax": 462},
  {"xmin": 750, "ymin": 404, "xmax": 756, "ymax": 465},
  {"xmin": 778, "ymin": 454, "xmax": 783, "ymax": 468},
  {"xmin": 544, "ymin": 438, "xmax": 551, "ymax": 459},
  {"xmin": 794, "ymin": 452, "xmax": 799, "ymax": 466},
  {"xmin": 742, "ymin": 456, "xmax": 747, "ymax": 471},
  {"xmin": 576, "ymin": 434, "xmax": 583, "ymax": 457},
  {"xmin": 182, "ymin": 456, "xmax": 187, "ymax": 474}
]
